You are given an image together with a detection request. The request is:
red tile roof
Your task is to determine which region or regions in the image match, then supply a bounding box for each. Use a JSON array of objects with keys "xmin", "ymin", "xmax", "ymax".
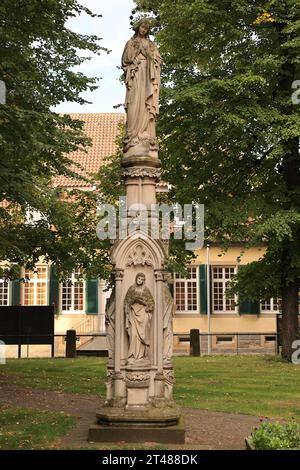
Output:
[
  {"xmin": 54, "ymin": 113, "xmax": 125, "ymax": 189},
  {"xmin": 0, "ymin": 113, "xmax": 168, "ymax": 209}
]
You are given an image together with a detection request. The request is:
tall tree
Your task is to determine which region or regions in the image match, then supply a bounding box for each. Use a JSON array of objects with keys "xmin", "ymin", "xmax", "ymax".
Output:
[
  {"xmin": 0, "ymin": 0, "xmax": 110, "ymax": 279},
  {"xmin": 134, "ymin": 0, "xmax": 300, "ymax": 359}
]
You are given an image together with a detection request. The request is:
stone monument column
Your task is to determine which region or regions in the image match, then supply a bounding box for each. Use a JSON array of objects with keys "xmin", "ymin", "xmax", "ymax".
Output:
[{"xmin": 88, "ymin": 18, "xmax": 184, "ymax": 444}]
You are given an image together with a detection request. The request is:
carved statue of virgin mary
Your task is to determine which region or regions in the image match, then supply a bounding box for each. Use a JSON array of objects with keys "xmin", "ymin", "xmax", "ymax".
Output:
[
  {"xmin": 122, "ymin": 18, "xmax": 161, "ymax": 156},
  {"xmin": 124, "ymin": 273, "xmax": 154, "ymax": 365}
]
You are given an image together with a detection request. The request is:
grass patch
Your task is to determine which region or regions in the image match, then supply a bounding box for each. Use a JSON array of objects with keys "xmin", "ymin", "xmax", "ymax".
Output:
[
  {"xmin": 0, "ymin": 357, "xmax": 106, "ymax": 395},
  {"xmin": 173, "ymin": 356, "xmax": 300, "ymax": 420},
  {"xmin": 0, "ymin": 405, "xmax": 75, "ymax": 450},
  {"xmin": 1, "ymin": 356, "xmax": 300, "ymax": 420}
]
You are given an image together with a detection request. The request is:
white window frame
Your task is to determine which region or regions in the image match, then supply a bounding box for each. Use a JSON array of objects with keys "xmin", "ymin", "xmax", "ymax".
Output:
[
  {"xmin": 0, "ymin": 279, "xmax": 9, "ymax": 306},
  {"xmin": 212, "ymin": 266, "xmax": 238, "ymax": 314},
  {"xmin": 23, "ymin": 266, "xmax": 49, "ymax": 306},
  {"xmin": 174, "ymin": 266, "xmax": 199, "ymax": 313},
  {"xmin": 260, "ymin": 298, "xmax": 279, "ymax": 313},
  {"xmin": 61, "ymin": 271, "xmax": 85, "ymax": 314}
]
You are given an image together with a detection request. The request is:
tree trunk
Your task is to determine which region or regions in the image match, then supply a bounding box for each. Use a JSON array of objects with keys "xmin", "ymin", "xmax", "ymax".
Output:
[
  {"xmin": 274, "ymin": 30, "xmax": 300, "ymax": 361},
  {"xmin": 281, "ymin": 279, "xmax": 299, "ymax": 361}
]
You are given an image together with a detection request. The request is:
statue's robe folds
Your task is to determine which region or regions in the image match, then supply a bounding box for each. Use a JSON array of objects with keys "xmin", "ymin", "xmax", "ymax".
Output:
[
  {"xmin": 124, "ymin": 284, "xmax": 154, "ymax": 364},
  {"xmin": 163, "ymin": 283, "xmax": 175, "ymax": 365},
  {"xmin": 105, "ymin": 288, "xmax": 115, "ymax": 364},
  {"xmin": 122, "ymin": 36, "xmax": 161, "ymax": 151}
]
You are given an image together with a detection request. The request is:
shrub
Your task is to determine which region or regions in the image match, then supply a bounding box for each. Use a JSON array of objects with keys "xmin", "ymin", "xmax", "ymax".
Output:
[{"xmin": 250, "ymin": 422, "xmax": 300, "ymax": 450}]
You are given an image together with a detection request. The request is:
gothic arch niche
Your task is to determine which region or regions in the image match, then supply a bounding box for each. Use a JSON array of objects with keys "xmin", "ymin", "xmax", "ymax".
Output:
[
  {"xmin": 111, "ymin": 233, "xmax": 166, "ymax": 270},
  {"xmin": 126, "ymin": 242, "xmax": 154, "ymax": 268},
  {"xmin": 111, "ymin": 235, "xmax": 166, "ymax": 368}
]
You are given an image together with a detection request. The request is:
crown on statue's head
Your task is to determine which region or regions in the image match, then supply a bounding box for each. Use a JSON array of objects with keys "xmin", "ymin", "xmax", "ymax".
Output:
[{"xmin": 132, "ymin": 16, "xmax": 153, "ymax": 34}]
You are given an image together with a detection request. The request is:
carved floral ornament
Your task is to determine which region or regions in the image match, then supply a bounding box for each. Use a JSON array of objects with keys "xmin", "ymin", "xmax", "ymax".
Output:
[
  {"xmin": 123, "ymin": 168, "xmax": 162, "ymax": 179},
  {"xmin": 126, "ymin": 243, "xmax": 154, "ymax": 267},
  {"xmin": 163, "ymin": 370, "xmax": 175, "ymax": 385},
  {"xmin": 106, "ymin": 370, "xmax": 114, "ymax": 384},
  {"xmin": 126, "ymin": 372, "xmax": 151, "ymax": 383}
]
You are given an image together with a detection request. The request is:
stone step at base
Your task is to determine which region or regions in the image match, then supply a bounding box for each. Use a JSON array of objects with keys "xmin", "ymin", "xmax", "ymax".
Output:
[{"xmin": 88, "ymin": 416, "xmax": 185, "ymax": 444}]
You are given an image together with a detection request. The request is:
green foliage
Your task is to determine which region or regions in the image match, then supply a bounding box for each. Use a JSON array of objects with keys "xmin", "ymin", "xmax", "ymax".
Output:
[
  {"xmin": 0, "ymin": 1, "xmax": 111, "ymax": 279},
  {"xmin": 134, "ymin": 0, "xmax": 300, "ymax": 299},
  {"xmin": 250, "ymin": 421, "xmax": 300, "ymax": 450},
  {"xmin": 229, "ymin": 258, "xmax": 281, "ymax": 302}
]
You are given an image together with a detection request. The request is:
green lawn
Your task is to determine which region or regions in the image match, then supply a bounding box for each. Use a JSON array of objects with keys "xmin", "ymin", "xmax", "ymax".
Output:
[
  {"xmin": 0, "ymin": 405, "xmax": 75, "ymax": 450},
  {"xmin": 1, "ymin": 357, "xmax": 107, "ymax": 395},
  {"xmin": 1, "ymin": 356, "xmax": 300, "ymax": 420}
]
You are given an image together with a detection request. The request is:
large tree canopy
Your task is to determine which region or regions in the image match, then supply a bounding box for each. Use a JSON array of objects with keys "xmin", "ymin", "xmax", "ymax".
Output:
[
  {"xmin": 134, "ymin": 0, "xmax": 300, "ymax": 358},
  {"xmin": 0, "ymin": 0, "xmax": 110, "ymax": 279}
]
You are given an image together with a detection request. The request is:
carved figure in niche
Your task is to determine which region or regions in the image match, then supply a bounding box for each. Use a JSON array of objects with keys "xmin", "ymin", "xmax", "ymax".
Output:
[
  {"xmin": 163, "ymin": 280, "xmax": 175, "ymax": 366},
  {"xmin": 124, "ymin": 273, "xmax": 154, "ymax": 365},
  {"xmin": 122, "ymin": 18, "xmax": 161, "ymax": 153},
  {"xmin": 105, "ymin": 287, "xmax": 115, "ymax": 365},
  {"xmin": 164, "ymin": 370, "xmax": 175, "ymax": 401}
]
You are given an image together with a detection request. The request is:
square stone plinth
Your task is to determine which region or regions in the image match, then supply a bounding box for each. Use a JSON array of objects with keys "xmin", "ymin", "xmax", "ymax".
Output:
[
  {"xmin": 88, "ymin": 416, "xmax": 185, "ymax": 444},
  {"xmin": 127, "ymin": 388, "xmax": 149, "ymax": 406}
]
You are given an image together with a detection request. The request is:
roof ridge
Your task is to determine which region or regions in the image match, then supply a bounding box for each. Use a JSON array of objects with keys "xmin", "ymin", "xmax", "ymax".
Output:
[{"xmin": 67, "ymin": 112, "xmax": 125, "ymax": 115}]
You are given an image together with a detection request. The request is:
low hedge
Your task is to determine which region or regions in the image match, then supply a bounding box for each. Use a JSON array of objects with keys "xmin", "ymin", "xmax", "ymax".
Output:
[{"xmin": 248, "ymin": 421, "xmax": 300, "ymax": 450}]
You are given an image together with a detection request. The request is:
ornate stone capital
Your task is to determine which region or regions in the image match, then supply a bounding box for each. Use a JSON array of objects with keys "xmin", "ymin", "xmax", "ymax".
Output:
[
  {"xmin": 105, "ymin": 370, "xmax": 114, "ymax": 385},
  {"xmin": 123, "ymin": 167, "xmax": 162, "ymax": 180},
  {"xmin": 163, "ymin": 369, "xmax": 175, "ymax": 385},
  {"xmin": 154, "ymin": 269, "xmax": 165, "ymax": 282},
  {"xmin": 114, "ymin": 269, "xmax": 124, "ymax": 281}
]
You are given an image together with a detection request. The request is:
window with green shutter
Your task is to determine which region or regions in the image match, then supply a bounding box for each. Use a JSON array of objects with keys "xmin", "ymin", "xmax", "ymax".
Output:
[
  {"xmin": 49, "ymin": 266, "xmax": 59, "ymax": 313},
  {"xmin": 239, "ymin": 301, "xmax": 260, "ymax": 315},
  {"xmin": 199, "ymin": 264, "xmax": 207, "ymax": 314},
  {"xmin": 61, "ymin": 270, "xmax": 85, "ymax": 313},
  {"xmin": 236, "ymin": 264, "xmax": 260, "ymax": 315},
  {"xmin": 211, "ymin": 266, "xmax": 237, "ymax": 313},
  {"xmin": 11, "ymin": 279, "xmax": 21, "ymax": 306},
  {"xmin": 85, "ymin": 279, "xmax": 98, "ymax": 315},
  {"xmin": 174, "ymin": 267, "xmax": 199, "ymax": 312},
  {"xmin": 0, "ymin": 279, "xmax": 9, "ymax": 306}
]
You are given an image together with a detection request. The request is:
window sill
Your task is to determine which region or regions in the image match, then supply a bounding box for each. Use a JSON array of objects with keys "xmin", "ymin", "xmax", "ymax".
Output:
[
  {"xmin": 61, "ymin": 311, "xmax": 85, "ymax": 315},
  {"xmin": 212, "ymin": 312, "xmax": 239, "ymax": 315},
  {"xmin": 175, "ymin": 311, "xmax": 199, "ymax": 315}
]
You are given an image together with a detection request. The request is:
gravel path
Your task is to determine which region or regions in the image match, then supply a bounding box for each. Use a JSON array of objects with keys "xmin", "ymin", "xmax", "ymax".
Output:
[{"xmin": 0, "ymin": 380, "xmax": 261, "ymax": 449}]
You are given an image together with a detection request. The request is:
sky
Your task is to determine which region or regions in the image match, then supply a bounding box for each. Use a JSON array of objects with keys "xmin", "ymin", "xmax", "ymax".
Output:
[{"xmin": 55, "ymin": 0, "xmax": 135, "ymax": 114}]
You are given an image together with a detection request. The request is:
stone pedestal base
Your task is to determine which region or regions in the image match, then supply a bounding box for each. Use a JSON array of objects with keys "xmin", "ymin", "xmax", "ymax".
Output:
[
  {"xmin": 88, "ymin": 404, "xmax": 185, "ymax": 444},
  {"xmin": 96, "ymin": 403, "xmax": 181, "ymax": 426},
  {"xmin": 88, "ymin": 416, "xmax": 185, "ymax": 444},
  {"xmin": 122, "ymin": 154, "xmax": 161, "ymax": 169},
  {"xmin": 123, "ymin": 144, "xmax": 159, "ymax": 161}
]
